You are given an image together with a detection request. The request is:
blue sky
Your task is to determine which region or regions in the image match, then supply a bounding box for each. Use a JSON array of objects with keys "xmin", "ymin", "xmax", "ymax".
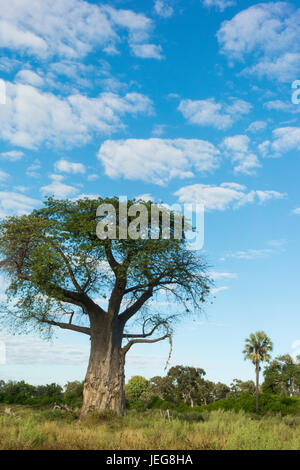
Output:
[{"xmin": 0, "ymin": 0, "xmax": 300, "ymax": 387}]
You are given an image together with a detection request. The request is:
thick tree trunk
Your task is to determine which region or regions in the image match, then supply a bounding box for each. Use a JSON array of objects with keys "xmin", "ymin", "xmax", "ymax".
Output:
[
  {"xmin": 255, "ymin": 362, "xmax": 259, "ymax": 413},
  {"xmin": 80, "ymin": 313, "xmax": 125, "ymax": 417}
]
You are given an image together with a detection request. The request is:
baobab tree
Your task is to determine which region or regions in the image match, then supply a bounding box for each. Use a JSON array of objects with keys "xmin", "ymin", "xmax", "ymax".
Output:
[
  {"xmin": 243, "ymin": 331, "xmax": 273, "ymax": 412},
  {"xmin": 0, "ymin": 197, "xmax": 211, "ymax": 416}
]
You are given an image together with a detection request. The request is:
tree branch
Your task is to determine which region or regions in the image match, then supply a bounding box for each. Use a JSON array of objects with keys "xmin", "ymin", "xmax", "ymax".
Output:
[
  {"xmin": 16, "ymin": 273, "xmax": 106, "ymax": 315},
  {"xmin": 45, "ymin": 239, "xmax": 83, "ymax": 294},
  {"xmin": 122, "ymin": 332, "xmax": 170, "ymax": 354},
  {"xmin": 123, "ymin": 320, "xmax": 168, "ymax": 339},
  {"xmin": 38, "ymin": 318, "xmax": 91, "ymax": 335},
  {"xmin": 104, "ymin": 243, "xmax": 120, "ymax": 273},
  {"xmin": 118, "ymin": 289, "xmax": 153, "ymax": 325}
]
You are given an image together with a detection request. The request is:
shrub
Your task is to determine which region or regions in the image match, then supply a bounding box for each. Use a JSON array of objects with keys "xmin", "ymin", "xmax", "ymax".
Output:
[{"xmin": 198, "ymin": 393, "xmax": 300, "ymax": 415}]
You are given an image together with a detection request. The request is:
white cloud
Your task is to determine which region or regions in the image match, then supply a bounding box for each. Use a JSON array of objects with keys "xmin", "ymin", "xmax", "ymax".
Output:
[
  {"xmin": 15, "ymin": 69, "xmax": 44, "ymax": 87},
  {"xmin": 218, "ymin": 3, "xmax": 300, "ymax": 82},
  {"xmin": 0, "ymin": 150, "xmax": 24, "ymax": 161},
  {"xmin": 152, "ymin": 124, "xmax": 167, "ymax": 136},
  {"xmin": 26, "ymin": 160, "xmax": 41, "ymax": 178},
  {"xmin": 154, "ymin": 1, "xmax": 174, "ymax": 18},
  {"xmin": 0, "ymin": 0, "xmax": 159, "ymax": 60},
  {"xmin": 264, "ymin": 99, "xmax": 299, "ymax": 114},
  {"xmin": 292, "ymin": 207, "xmax": 300, "ymax": 215},
  {"xmin": 224, "ymin": 248, "xmax": 274, "ymax": 260},
  {"xmin": 202, "ymin": 0, "xmax": 235, "ymax": 11},
  {"xmin": 291, "ymin": 340, "xmax": 300, "ymax": 360},
  {"xmin": 243, "ymin": 53, "xmax": 300, "ymax": 83},
  {"xmin": 0, "ymin": 191, "xmax": 39, "ymax": 217},
  {"xmin": 246, "ymin": 121, "xmax": 267, "ymax": 133},
  {"xmin": 41, "ymin": 174, "xmax": 79, "ymax": 199},
  {"xmin": 103, "ymin": 5, "xmax": 152, "ymax": 43},
  {"xmin": 0, "ymin": 170, "xmax": 10, "ymax": 182},
  {"xmin": 222, "ymin": 134, "xmax": 261, "ymax": 175},
  {"xmin": 0, "ymin": 82, "xmax": 152, "ymax": 149},
  {"xmin": 258, "ymin": 140, "xmax": 271, "ymax": 158},
  {"xmin": 178, "ymin": 98, "xmax": 251, "ymax": 130},
  {"xmin": 135, "ymin": 194, "xmax": 154, "ymax": 202},
  {"xmin": 221, "ymin": 239, "xmax": 287, "ymax": 260},
  {"xmin": 174, "ymin": 182, "xmax": 286, "ymax": 211},
  {"xmin": 211, "ymin": 286, "xmax": 229, "ymax": 294},
  {"xmin": 210, "ymin": 271, "xmax": 238, "ymax": 280},
  {"xmin": 262, "ymin": 127, "xmax": 300, "ymax": 158},
  {"xmin": 130, "ymin": 43, "xmax": 163, "ymax": 59},
  {"xmin": 97, "ymin": 138, "xmax": 220, "ymax": 185},
  {"xmin": 0, "ymin": 332, "xmax": 89, "ymax": 365},
  {"xmin": 55, "ymin": 159, "xmax": 86, "ymax": 174},
  {"xmin": 87, "ymin": 174, "xmax": 99, "ymax": 181}
]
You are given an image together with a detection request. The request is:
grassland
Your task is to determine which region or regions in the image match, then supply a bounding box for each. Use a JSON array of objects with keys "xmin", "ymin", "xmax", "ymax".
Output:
[{"xmin": 0, "ymin": 405, "xmax": 300, "ymax": 450}]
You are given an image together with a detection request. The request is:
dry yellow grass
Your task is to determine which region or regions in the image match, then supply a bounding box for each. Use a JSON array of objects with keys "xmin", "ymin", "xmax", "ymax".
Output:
[{"xmin": 0, "ymin": 405, "xmax": 299, "ymax": 450}]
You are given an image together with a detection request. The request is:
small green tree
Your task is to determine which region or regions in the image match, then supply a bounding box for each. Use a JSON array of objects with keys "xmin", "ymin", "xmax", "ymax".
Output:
[
  {"xmin": 64, "ymin": 381, "xmax": 84, "ymax": 404},
  {"xmin": 167, "ymin": 365, "xmax": 206, "ymax": 407},
  {"xmin": 148, "ymin": 375, "xmax": 175, "ymax": 401},
  {"xmin": 229, "ymin": 379, "xmax": 256, "ymax": 396},
  {"xmin": 125, "ymin": 376, "xmax": 148, "ymax": 404},
  {"xmin": 263, "ymin": 354, "xmax": 300, "ymax": 397},
  {"xmin": 243, "ymin": 331, "xmax": 273, "ymax": 412},
  {"xmin": 210, "ymin": 382, "xmax": 231, "ymax": 402}
]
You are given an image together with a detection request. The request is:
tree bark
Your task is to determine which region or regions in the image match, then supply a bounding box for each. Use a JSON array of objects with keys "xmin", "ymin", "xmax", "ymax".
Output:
[
  {"xmin": 255, "ymin": 362, "xmax": 259, "ymax": 413},
  {"xmin": 80, "ymin": 312, "xmax": 125, "ymax": 417}
]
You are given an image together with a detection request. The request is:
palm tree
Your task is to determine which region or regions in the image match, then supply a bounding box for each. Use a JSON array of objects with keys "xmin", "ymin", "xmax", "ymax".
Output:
[{"xmin": 243, "ymin": 331, "xmax": 273, "ymax": 412}]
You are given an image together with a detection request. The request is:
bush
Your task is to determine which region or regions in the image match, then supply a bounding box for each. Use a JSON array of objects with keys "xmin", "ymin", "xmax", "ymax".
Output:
[
  {"xmin": 198, "ymin": 393, "xmax": 300, "ymax": 415},
  {"xmin": 125, "ymin": 376, "xmax": 149, "ymax": 404},
  {"xmin": 147, "ymin": 397, "xmax": 175, "ymax": 410}
]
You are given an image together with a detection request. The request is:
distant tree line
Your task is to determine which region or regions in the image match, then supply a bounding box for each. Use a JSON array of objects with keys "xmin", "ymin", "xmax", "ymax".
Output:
[
  {"xmin": 125, "ymin": 356, "xmax": 300, "ymax": 409},
  {"xmin": 125, "ymin": 369, "xmax": 257, "ymax": 408},
  {"xmin": 1, "ymin": 354, "xmax": 299, "ymax": 409},
  {"xmin": 0, "ymin": 380, "xmax": 83, "ymax": 405}
]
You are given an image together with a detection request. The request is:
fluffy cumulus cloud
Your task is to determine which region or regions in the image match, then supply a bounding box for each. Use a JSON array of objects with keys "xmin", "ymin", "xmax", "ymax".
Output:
[
  {"xmin": 41, "ymin": 174, "xmax": 79, "ymax": 199},
  {"xmin": 263, "ymin": 99, "xmax": 299, "ymax": 114},
  {"xmin": 0, "ymin": 0, "xmax": 160, "ymax": 59},
  {"xmin": 97, "ymin": 138, "xmax": 220, "ymax": 185},
  {"xmin": 154, "ymin": 1, "xmax": 174, "ymax": 18},
  {"xmin": 15, "ymin": 69, "xmax": 44, "ymax": 87},
  {"xmin": 202, "ymin": 0, "xmax": 235, "ymax": 11},
  {"xmin": 222, "ymin": 134, "xmax": 261, "ymax": 175},
  {"xmin": 130, "ymin": 43, "xmax": 163, "ymax": 60},
  {"xmin": 246, "ymin": 121, "xmax": 267, "ymax": 133},
  {"xmin": 218, "ymin": 2, "xmax": 300, "ymax": 81},
  {"xmin": 243, "ymin": 53, "xmax": 300, "ymax": 83},
  {"xmin": 259, "ymin": 127, "xmax": 300, "ymax": 158},
  {"xmin": 0, "ymin": 150, "xmax": 24, "ymax": 161},
  {"xmin": 178, "ymin": 98, "xmax": 252, "ymax": 130},
  {"xmin": 174, "ymin": 182, "xmax": 286, "ymax": 211},
  {"xmin": 0, "ymin": 191, "xmax": 39, "ymax": 218},
  {"xmin": 0, "ymin": 82, "xmax": 152, "ymax": 149},
  {"xmin": 54, "ymin": 159, "xmax": 86, "ymax": 174}
]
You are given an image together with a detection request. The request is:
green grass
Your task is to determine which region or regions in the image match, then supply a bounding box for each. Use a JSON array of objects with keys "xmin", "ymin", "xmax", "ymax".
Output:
[{"xmin": 0, "ymin": 404, "xmax": 300, "ymax": 450}]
